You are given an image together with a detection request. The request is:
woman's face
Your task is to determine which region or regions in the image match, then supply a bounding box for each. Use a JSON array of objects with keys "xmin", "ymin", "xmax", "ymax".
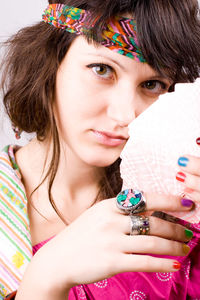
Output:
[{"xmin": 55, "ymin": 36, "xmax": 172, "ymax": 167}]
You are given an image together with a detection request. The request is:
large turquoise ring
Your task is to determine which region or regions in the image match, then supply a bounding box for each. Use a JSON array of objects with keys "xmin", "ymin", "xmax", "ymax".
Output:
[{"xmin": 116, "ymin": 189, "xmax": 146, "ymax": 214}]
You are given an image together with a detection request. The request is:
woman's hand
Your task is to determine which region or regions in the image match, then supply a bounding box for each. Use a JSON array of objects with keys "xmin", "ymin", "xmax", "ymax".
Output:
[
  {"xmin": 176, "ymin": 151, "xmax": 200, "ymax": 203},
  {"xmin": 16, "ymin": 192, "xmax": 194, "ymax": 300}
]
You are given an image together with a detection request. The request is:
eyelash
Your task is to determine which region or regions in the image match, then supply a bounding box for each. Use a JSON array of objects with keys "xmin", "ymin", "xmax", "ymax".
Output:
[
  {"xmin": 141, "ymin": 80, "xmax": 169, "ymax": 94},
  {"xmin": 86, "ymin": 63, "xmax": 170, "ymax": 93},
  {"xmin": 86, "ymin": 63, "xmax": 114, "ymax": 80}
]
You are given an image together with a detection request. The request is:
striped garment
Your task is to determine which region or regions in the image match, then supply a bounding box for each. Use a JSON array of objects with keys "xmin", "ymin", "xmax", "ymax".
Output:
[{"xmin": 0, "ymin": 145, "xmax": 32, "ymax": 299}]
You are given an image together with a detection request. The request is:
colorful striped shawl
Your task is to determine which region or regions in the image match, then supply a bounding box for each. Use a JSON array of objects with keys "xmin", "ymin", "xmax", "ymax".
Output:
[{"xmin": 0, "ymin": 145, "xmax": 32, "ymax": 299}]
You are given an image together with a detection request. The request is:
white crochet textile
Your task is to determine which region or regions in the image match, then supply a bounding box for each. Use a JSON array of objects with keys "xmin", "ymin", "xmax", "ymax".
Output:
[{"xmin": 120, "ymin": 78, "xmax": 200, "ymax": 223}]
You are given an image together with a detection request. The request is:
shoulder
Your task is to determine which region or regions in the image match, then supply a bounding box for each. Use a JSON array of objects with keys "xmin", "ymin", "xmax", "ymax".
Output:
[
  {"xmin": 0, "ymin": 144, "xmax": 28, "ymax": 213},
  {"xmin": 0, "ymin": 145, "xmax": 32, "ymax": 298},
  {"xmin": 0, "ymin": 144, "xmax": 20, "ymax": 176},
  {"xmin": 0, "ymin": 145, "xmax": 23, "ymax": 193}
]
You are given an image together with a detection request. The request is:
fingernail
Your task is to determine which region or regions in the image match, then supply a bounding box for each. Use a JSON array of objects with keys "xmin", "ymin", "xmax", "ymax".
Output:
[
  {"xmin": 173, "ymin": 261, "xmax": 181, "ymax": 270},
  {"xmin": 184, "ymin": 187, "xmax": 194, "ymax": 194},
  {"xmin": 185, "ymin": 229, "xmax": 193, "ymax": 239},
  {"xmin": 181, "ymin": 198, "xmax": 194, "ymax": 207},
  {"xmin": 178, "ymin": 157, "xmax": 189, "ymax": 167},
  {"xmin": 196, "ymin": 137, "xmax": 200, "ymax": 145},
  {"xmin": 176, "ymin": 172, "xmax": 186, "ymax": 183},
  {"xmin": 183, "ymin": 244, "xmax": 190, "ymax": 255}
]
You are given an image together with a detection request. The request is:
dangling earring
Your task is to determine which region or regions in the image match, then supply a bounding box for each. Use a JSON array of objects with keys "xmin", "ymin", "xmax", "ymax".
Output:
[{"xmin": 12, "ymin": 124, "xmax": 22, "ymax": 140}]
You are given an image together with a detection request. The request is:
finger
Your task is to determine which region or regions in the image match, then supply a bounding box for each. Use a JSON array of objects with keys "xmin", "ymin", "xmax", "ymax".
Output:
[
  {"xmin": 114, "ymin": 191, "xmax": 194, "ymax": 214},
  {"xmin": 122, "ymin": 216, "xmax": 193, "ymax": 242},
  {"xmin": 182, "ymin": 190, "xmax": 200, "ymax": 203},
  {"xmin": 148, "ymin": 217, "xmax": 193, "ymax": 241},
  {"xmin": 176, "ymin": 170, "xmax": 200, "ymax": 194},
  {"xmin": 178, "ymin": 155, "xmax": 200, "ymax": 176},
  {"xmin": 121, "ymin": 235, "xmax": 190, "ymax": 257},
  {"xmin": 196, "ymin": 137, "xmax": 200, "ymax": 146},
  {"xmin": 117, "ymin": 254, "xmax": 181, "ymax": 273},
  {"xmin": 144, "ymin": 193, "xmax": 194, "ymax": 212}
]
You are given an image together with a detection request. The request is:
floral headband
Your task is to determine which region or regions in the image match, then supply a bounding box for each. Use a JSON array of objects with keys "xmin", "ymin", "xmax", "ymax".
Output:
[{"xmin": 42, "ymin": 4, "xmax": 146, "ymax": 63}]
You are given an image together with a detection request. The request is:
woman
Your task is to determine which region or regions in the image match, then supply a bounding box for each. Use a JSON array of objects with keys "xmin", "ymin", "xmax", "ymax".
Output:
[{"xmin": 1, "ymin": 1, "xmax": 200, "ymax": 299}]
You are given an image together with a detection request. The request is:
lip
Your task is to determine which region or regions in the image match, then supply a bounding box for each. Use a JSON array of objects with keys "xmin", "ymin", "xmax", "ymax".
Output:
[{"xmin": 92, "ymin": 130, "xmax": 128, "ymax": 147}]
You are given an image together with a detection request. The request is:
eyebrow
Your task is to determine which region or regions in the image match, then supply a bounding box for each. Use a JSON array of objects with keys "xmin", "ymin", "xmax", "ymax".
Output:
[
  {"xmin": 83, "ymin": 53, "xmax": 126, "ymax": 71},
  {"xmin": 83, "ymin": 52, "xmax": 172, "ymax": 83},
  {"xmin": 148, "ymin": 75, "xmax": 173, "ymax": 85}
]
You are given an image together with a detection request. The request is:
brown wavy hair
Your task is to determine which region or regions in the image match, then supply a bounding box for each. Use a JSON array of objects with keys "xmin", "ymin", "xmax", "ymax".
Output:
[{"xmin": 1, "ymin": 0, "xmax": 200, "ymax": 223}]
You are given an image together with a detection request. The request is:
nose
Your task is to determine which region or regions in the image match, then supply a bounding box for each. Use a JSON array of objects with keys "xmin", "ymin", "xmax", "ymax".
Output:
[{"xmin": 107, "ymin": 85, "xmax": 140, "ymax": 127}]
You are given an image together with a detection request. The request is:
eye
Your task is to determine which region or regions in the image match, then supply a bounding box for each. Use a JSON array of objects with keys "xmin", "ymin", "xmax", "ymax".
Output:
[
  {"xmin": 142, "ymin": 80, "xmax": 168, "ymax": 95},
  {"xmin": 87, "ymin": 63, "xmax": 114, "ymax": 80}
]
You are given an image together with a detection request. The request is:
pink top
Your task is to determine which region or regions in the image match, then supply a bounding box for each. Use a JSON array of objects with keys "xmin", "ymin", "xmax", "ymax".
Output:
[{"xmin": 32, "ymin": 222, "xmax": 200, "ymax": 299}]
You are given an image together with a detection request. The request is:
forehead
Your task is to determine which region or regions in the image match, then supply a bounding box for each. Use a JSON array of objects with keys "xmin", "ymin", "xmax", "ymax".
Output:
[{"xmin": 62, "ymin": 36, "xmax": 162, "ymax": 79}]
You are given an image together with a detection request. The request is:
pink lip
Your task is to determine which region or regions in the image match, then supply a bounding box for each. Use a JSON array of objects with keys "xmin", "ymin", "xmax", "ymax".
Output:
[{"xmin": 92, "ymin": 130, "xmax": 128, "ymax": 147}]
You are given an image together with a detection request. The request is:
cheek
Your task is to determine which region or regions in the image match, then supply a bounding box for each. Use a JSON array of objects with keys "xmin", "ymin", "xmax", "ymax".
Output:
[
  {"xmin": 55, "ymin": 64, "xmax": 111, "ymax": 125},
  {"xmin": 56, "ymin": 87, "xmax": 106, "ymax": 123}
]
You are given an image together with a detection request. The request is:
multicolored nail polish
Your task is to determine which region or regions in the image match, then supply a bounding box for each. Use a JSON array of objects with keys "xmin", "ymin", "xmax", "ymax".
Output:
[
  {"xmin": 185, "ymin": 229, "xmax": 193, "ymax": 239},
  {"xmin": 173, "ymin": 261, "xmax": 181, "ymax": 270},
  {"xmin": 182, "ymin": 244, "xmax": 190, "ymax": 255},
  {"xmin": 184, "ymin": 187, "xmax": 194, "ymax": 194},
  {"xmin": 181, "ymin": 198, "xmax": 194, "ymax": 207},
  {"xmin": 178, "ymin": 157, "xmax": 189, "ymax": 167},
  {"xmin": 196, "ymin": 137, "xmax": 200, "ymax": 145},
  {"xmin": 176, "ymin": 172, "xmax": 186, "ymax": 183}
]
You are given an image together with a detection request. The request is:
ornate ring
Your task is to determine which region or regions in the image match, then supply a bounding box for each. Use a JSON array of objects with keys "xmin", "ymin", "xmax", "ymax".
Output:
[
  {"xmin": 130, "ymin": 215, "xmax": 150, "ymax": 235},
  {"xmin": 116, "ymin": 189, "xmax": 146, "ymax": 214}
]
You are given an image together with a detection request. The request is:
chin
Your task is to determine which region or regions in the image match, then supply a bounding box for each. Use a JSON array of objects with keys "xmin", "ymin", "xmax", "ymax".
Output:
[{"xmin": 84, "ymin": 153, "xmax": 120, "ymax": 168}]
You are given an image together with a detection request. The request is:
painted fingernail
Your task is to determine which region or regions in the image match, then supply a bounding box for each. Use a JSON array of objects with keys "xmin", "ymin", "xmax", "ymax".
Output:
[
  {"xmin": 184, "ymin": 229, "xmax": 193, "ymax": 239},
  {"xmin": 184, "ymin": 187, "xmax": 194, "ymax": 194},
  {"xmin": 176, "ymin": 172, "xmax": 186, "ymax": 183},
  {"xmin": 173, "ymin": 261, "xmax": 181, "ymax": 270},
  {"xmin": 181, "ymin": 198, "xmax": 194, "ymax": 207},
  {"xmin": 183, "ymin": 244, "xmax": 190, "ymax": 255},
  {"xmin": 178, "ymin": 157, "xmax": 189, "ymax": 167},
  {"xmin": 196, "ymin": 137, "xmax": 200, "ymax": 145}
]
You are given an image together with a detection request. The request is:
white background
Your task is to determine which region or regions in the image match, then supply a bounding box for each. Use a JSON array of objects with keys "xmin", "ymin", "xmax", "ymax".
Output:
[
  {"xmin": 0, "ymin": 0, "xmax": 47, "ymax": 149},
  {"xmin": 0, "ymin": 1, "xmax": 200, "ymax": 149}
]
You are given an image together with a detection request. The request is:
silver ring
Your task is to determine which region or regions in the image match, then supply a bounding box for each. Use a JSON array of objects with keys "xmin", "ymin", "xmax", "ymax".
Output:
[
  {"xmin": 130, "ymin": 215, "xmax": 150, "ymax": 235},
  {"xmin": 116, "ymin": 189, "xmax": 146, "ymax": 214}
]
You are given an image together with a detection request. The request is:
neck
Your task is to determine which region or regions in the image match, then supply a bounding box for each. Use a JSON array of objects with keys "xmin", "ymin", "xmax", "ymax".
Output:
[{"xmin": 16, "ymin": 137, "xmax": 104, "ymax": 207}]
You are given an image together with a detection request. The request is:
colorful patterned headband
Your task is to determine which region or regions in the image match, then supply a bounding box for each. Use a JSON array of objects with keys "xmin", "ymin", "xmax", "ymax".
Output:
[{"xmin": 42, "ymin": 4, "xmax": 146, "ymax": 63}]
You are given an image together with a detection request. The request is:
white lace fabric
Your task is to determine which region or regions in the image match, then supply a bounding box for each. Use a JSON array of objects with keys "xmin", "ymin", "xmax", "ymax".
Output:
[{"xmin": 120, "ymin": 78, "xmax": 200, "ymax": 223}]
